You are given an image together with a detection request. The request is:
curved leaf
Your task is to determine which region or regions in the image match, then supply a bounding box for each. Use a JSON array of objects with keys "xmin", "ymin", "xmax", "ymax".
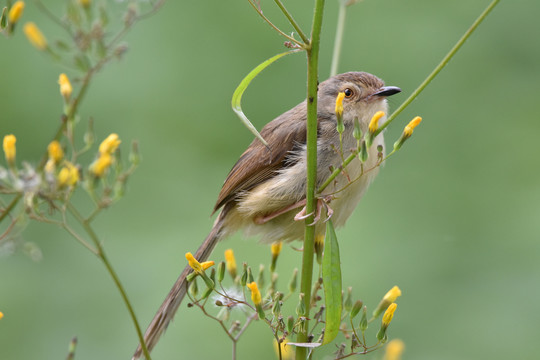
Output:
[{"xmin": 231, "ymin": 49, "xmax": 300, "ymax": 146}]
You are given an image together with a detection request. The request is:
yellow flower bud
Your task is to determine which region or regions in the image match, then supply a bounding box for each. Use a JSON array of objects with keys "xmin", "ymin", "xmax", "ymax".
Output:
[
  {"xmin": 382, "ymin": 303, "xmax": 397, "ymax": 326},
  {"xmin": 383, "ymin": 286, "xmax": 402, "ymax": 303},
  {"xmin": 47, "ymin": 140, "xmax": 63, "ymax": 164},
  {"xmin": 8, "ymin": 1, "xmax": 25, "ymax": 24},
  {"xmin": 384, "ymin": 339, "xmax": 405, "ymax": 360},
  {"xmin": 3, "ymin": 134, "xmax": 16, "ymax": 164},
  {"xmin": 98, "ymin": 133, "xmax": 121, "ymax": 155},
  {"xmin": 90, "ymin": 152, "xmax": 112, "ymax": 177},
  {"xmin": 58, "ymin": 161, "xmax": 79, "ymax": 187},
  {"xmin": 185, "ymin": 252, "xmax": 203, "ymax": 275},
  {"xmin": 247, "ymin": 281, "xmax": 262, "ymax": 306},
  {"xmin": 369, "ymin": 111, "xmax": 385, "ymax": 133},
  {"xmin": 224, "ymin": 249, "xmax": 237, "ymax": 278},
  {"xmin": 335, "ymin": 92, "xmax": 345, "ymax": 117},
  {"xmin": 271, "ymin": 241, "xmax": 282, "ymax": 257},
  {"xmin": 23, "ymin": 22, "xmax": 47, "ymax": 50},
  {"xmin": 58, "ymin": 73, "xmax": 73, "ymax": 100},
  {"xmin": 78, "ymin": 0, "xmax": 91, "ymax": 8},
  {"xmin": 403, "ymin": 116, "xmax": 422, "ymax": 137}
]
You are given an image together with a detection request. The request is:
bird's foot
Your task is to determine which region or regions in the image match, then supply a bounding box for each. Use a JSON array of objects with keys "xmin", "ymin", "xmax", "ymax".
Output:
[{"xmin": 294, "ymin": 195, "xmax": 334, "ymax": 226}]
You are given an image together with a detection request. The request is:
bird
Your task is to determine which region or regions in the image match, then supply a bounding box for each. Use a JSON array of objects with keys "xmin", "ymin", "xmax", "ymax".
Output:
[{"xmin": 132, "ymin": 71, "xmax": 401, "ymax": 359}]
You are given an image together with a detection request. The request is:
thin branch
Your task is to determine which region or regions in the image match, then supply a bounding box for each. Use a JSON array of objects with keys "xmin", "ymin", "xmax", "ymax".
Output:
[
  {"xmin": 273, "ymin": 0, "xmax": 310, "ymax": 44},
  {"xmin": 330, "ymin": 1, "xmax": 347, "ymax": 76},
  {"xmin": 0, "ymin": 194, "xmax": 21, "ymax": 223},
  {"xmin": 247, "ymin": 0, "xmax": 304, "ymax": 47},
  {"xmin": 66, "ymin": 203, "xmax": 152, "ymax": 360},
  {"xmin": 375, "ymin": 0, "xmax": 501, "ymax": 136}
]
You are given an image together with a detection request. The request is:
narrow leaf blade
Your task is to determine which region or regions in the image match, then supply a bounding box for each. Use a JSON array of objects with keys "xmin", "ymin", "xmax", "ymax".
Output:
[
  {"xmin": 322, "ymin": 220, "xmax": 342, "ymax": 345},
  {"xmin": 231, "ymin": 49, "xmax": 300, "ymax": 146}
]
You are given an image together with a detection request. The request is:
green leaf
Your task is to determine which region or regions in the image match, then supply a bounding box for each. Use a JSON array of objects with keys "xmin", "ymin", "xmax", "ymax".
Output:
[
  {"xmin": 322, "ymin": 220, "xmax": 342, "ymax": 345},
  {"xmin": 231, "ymin": 49, "xmax": 300, "ymax": 146}
]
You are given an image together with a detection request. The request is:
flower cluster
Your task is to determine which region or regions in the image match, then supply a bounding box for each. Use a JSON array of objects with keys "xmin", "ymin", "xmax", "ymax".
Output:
[{"xmin": 184, "ymin": 246, "xmax": 404, "ymax": 359}]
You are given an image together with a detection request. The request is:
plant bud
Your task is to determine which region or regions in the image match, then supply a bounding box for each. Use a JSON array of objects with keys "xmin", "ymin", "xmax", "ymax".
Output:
[
  {"xmin": 350, "ymin": 300, "xmax": 363, "ymax": 319},
  {"xmin": 344, "ymin": 287, "xmax": 353, "ymax": 312},
  {"xmin": 240, "ymin": 263, "xmax": 248, "ymax": 286},
  {"xmin": 217, "ymin": 261, "xmax": 225, "ymax": 282},
  {"xmin": 359, "ymin": 306, "xmax": 368, "ymax": 331},
  {"xmin": 189, "ymin": 278, "xmax": 198, "ymax": 298},
  {"xmin": 296, "ymin": 293, "xmax": 305, "ymax": 317},
  {"xmin": 247, "ymin": 266, "xmax": 254, "ymax": 284},
  {"xmin": 287, "ymin": 316, "xmax": 295, "ymax": 334},
  {"xmin": 257, "ymin": 264, "xmax": 265, "ymax": 289},
  {"xmin": 288, "ymin": 268, "xmax": 298, "ymax": 293}
]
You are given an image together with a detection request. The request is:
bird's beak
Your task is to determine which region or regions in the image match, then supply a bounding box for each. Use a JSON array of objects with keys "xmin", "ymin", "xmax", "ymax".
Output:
[{"xmin": 373, "ymin": 86, "xmax": 401, "ymax": 97}]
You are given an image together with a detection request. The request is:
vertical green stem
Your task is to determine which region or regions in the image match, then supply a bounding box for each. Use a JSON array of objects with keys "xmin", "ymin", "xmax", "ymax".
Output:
[
  {"xmin": 330, "ymin": 1, "xmax": 347, "ymax": 76},
  {"xmin": 297, "ymin": 1, "xmax": 325, "ymax": 359}
]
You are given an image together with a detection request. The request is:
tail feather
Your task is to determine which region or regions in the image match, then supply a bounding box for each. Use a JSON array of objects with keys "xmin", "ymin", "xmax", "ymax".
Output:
[{"xmin": 132, "ymin": 210, "xmax": 228, "ymax": 360}]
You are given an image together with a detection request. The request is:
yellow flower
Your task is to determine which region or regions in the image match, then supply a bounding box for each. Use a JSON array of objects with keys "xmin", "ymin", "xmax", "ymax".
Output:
[
  {"xmin": 58, "ymin": 73, "xmax": 73, "ymax": 100},
  {"xmin": 383, "ymin": 286, "xmax": 402, "ymax": 303},
  {"xmin": 382, "ymin": 303, "xmax": 397, "ymax": 326},
  {"xmin": 384, "ymin": 339, "xmax": 405, "ymax": 360},
  {"xmin": 58, "ymin": 161, "xmax": 79, "ymax": 187},
  {"xmin": 47, "ymin": 140, "xmax": 63, "ymax": 163},
  {"xmin": 185, "ymin": 252, "xmax": 204, "ymax": 275},
  {"xmin": 90, "ymin": 152, "xmax": 112, "ymax": 177},
  {"xmin": 8, "ymin": 1, "xmax": 25, "ymax": 24},
  {"xmin": 3, "ymin": 134, "xmax": 16, "ymax": 164},
  {"xmin": 247, "ymin": 281, "xmax": 262, "ymax": 306},
  {"xmin": 0, "ymin": 311, "xmax": 3, "ymax": 320},
  {"xmin": 23, "ymin": 22, "xmax": 47, "ymax": 50},
  {"xmin": 78, "ymin": 0, "xmax": 91, "ymax": 7},
  {"xmin": 404, "ymin": 116, "xmax": 422, "ymax": 137},
  {"xmin": 201, "ymin": 261, "xmax": 215, "ymax": 271},
  {"xmin": 335, "ymin": 92, "xmax": 345, "ymax": 117},
  {"xmin": 271, "ymin": 241, "xmax": 282, "ymax": 257},
  {"xmin": 369, "ymin": 111, "xmax": 385, "ymax": 133},
  {"xmin": 98, "ymin": 133, "xmax": 121, "ymax": 155},
  {"xmin": 224, "ymin": 249, "xmax": 237, "ymax": 278}
]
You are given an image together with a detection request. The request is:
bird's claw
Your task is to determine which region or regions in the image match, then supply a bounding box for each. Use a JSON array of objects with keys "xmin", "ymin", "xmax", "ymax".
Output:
[{"xmin": 294, "ymin": 195, "xmax": 334, "ymax": 226}]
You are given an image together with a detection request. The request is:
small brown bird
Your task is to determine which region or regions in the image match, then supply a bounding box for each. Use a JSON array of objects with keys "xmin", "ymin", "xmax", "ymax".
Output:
[{"xmin": 133, "ymin": 71, "xmax": 401, "ymax": 359}]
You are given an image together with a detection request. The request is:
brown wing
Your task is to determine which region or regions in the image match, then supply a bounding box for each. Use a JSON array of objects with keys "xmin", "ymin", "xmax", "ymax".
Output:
[{"xmin": 213, "ymin": 102, "xmax": 307, "ymax": 212}]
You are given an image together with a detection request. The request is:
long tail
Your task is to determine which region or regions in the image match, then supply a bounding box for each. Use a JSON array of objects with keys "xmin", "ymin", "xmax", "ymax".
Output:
[{"xmin": 132, "ymin": 210, "xmax": 228, "ymax": 360}]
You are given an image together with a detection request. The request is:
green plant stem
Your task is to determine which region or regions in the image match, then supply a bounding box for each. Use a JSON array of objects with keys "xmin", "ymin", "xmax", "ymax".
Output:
[
  {"xmin": 374, "ymin": 0, "xmax": 500, "ymax": 137},
  {"xmin": 330, "ymin": 1, "xmax": 347, "ymax": 76},
  {"xmin": 273, "ymin": 0, "xmax": 310, "ymax": 44},
  {"xmin": 296, "ymin": 1, "xmax": 325, "ymax": 359},
  {"xmin": 66, "ymin": 203, "xmax": 152, "ymax": 360}
]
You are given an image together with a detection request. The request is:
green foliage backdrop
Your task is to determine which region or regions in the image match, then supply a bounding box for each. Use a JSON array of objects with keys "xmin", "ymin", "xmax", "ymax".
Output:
[{"xmin": 1, "ymin": 0, "xmax": 539, "ymax": 359}]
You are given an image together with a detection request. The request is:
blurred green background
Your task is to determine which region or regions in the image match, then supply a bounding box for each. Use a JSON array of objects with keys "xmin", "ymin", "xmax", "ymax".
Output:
[{"xmin": 1, "ymin": 0, "xmax": 539, "ymax": 359}]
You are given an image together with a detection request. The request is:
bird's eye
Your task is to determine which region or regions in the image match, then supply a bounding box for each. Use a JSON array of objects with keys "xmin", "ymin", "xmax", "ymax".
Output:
[{"xmin": 344, "ymin": 88, "xmax": 353, "ymax": 97}]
